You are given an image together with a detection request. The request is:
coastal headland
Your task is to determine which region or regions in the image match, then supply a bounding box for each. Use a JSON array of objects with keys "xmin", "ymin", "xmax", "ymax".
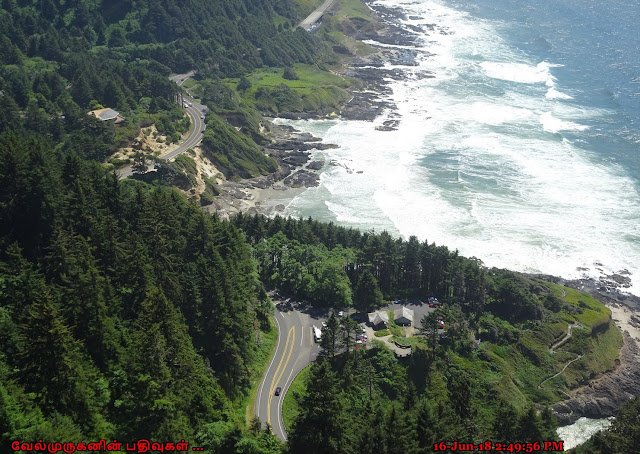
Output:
[
  {"xmin": 125, "ymin": 0, "xmax": 640, "ymax": 427},
  {"xmin": 202, "ymin": 0, "xmax": 640, "ymax": 426}
]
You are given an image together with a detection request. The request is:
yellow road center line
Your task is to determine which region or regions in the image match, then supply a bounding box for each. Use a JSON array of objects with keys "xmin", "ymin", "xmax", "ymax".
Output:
[
  {"xmin": 273, "ymin": 326, "xmax": 295, "ymax": 390},
  {"xmin": 268, "ymin": 326, "xmax": 295, "ymax": 426}
]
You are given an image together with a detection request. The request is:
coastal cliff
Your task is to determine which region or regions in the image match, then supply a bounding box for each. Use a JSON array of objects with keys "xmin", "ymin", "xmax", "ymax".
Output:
[{"xmin": 552, "ymin": 332, "xmax": 640, "ymax": 424}]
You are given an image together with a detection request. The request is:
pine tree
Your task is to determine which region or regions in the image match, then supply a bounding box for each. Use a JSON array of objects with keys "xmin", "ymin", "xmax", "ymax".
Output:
[
  {"xmin": 288, "ymin": 361, "xmax": 346, "ymax": 454},
  {"xmin": 16, "ymin": 292, "xmax": 104, "ymax": 435},
  {"xmin": 492, "ymin": 398, "xmax": 519, "ymax": 441},
  {"xmin": 354, "ymin": 269, "xmax": 383, "ymax": 313}
]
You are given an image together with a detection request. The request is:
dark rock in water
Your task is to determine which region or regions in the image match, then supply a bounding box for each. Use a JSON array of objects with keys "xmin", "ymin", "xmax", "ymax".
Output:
[
  {"xmin": 404, "ymin": 24, "xmax": 424, "ymax": 34},
  {"xmin": 307, "ymin": 160, "xmax": 325, "ymax": 171},
  {"xmin": 365, "ymin": 2, "xmax": 408, "ymax": 21},
  {"xmin": 284, "ymin": 170, "xmax": 320, "ymax": 188},
  {"xmin": 281, "ymin": 152, "xmax": 311, "ymax": 167},
  {"xmin": 375, "ymin": 119, "xmax": 400, "ymax": 131},
  {"xmin": 607, "ymin": 273, "xmax": 632, "ymax": 288}
]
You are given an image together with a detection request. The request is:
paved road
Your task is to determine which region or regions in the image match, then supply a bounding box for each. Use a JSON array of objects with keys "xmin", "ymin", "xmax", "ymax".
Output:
[
  {"xmin": 255, "ymin": 304, "xmax": 324, "ymax": 441},
  {"xmin": 255, "ymin": 301, "xmax": 434, "ymax": 441},
  {"xmin": 299, "ymin": 0, "xmax": 335, "ymax": 31},
  {"xmin": 117, "ymin": 73, "xmax": 206, "ymax": 179}
]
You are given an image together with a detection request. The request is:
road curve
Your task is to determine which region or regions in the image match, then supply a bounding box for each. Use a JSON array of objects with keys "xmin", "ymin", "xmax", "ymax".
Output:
[
  {"xmin": 117, "ymin": 73, "xmax": 206, "ymax": 179},
  {"xmin": 299, "ymin": 0, "xmax": 335, "ymax": 31},
  {"xmin": 255, "ymin": 305, "xmax": 323, "ymax": 441}
]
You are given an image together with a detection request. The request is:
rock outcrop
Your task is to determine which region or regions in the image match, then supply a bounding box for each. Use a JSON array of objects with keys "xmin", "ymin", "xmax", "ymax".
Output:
[{"xmin": 552, "ymin": 333, "xmax": 640, "ymax": 424}]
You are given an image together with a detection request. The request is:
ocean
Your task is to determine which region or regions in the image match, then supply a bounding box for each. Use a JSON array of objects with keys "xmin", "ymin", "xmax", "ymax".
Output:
[{"xmin": 277, "ymin": 0, "xmax": 640, "ymax": 295}]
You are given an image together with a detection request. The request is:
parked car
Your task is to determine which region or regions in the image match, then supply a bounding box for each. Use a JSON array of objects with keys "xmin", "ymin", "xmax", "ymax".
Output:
[
  {"xmin": 360, "ymin": 324, "xmax": 366, "ymax": 333},
  {"xmin": 338, "ymin": 311, "xmax": 344, "ymax": 317},
  {"xmin": 275, "ymin": 387, "xmax": 282, "ymax": 396}
]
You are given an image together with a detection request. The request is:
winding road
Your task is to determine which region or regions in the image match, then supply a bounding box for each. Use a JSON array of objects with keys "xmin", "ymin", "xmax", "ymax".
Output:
[
  {"xmin": 119, "ymin": 0, "xmax": 336, "ymax": 180},
  {"xmin": 255, "ymin": 304, "xmax": 324, "ymax": 441},
  {"xmin": 299, "ymin": 0, "xmax": 335, "ymax": 31},
  {"xmin": 117, "ymin": 73, "xmax": 206, "ymax": 179}
]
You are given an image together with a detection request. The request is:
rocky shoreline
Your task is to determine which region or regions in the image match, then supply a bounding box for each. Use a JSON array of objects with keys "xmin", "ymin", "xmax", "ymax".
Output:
[
  {"xmin": 528, "ymin": 272, "xmax": 640, "ymax": 424},
  {"xmin": 208, "ymin": 1, "xmax": 422, "ymax": 218},
  {"xmin": 551, "ymin": 332, "xmax": 640, "ymax": 425},
  {"xmin": 205, "ymin": 122, "xmax": 338, "ymax": 219},
  {"xmin": 204, "ymin": 0, "xmax": 640, "ymax": 426}
]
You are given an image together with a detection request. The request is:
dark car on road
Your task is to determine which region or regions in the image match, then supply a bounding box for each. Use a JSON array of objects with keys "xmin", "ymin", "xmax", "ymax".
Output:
[{"xmin": 275, "ymin": 387, "xmax": 282, "ymax": 396}]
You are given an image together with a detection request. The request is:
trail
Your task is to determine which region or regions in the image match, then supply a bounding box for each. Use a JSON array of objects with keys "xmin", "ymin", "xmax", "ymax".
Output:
[
  {"xmin": 550, "ymin": 322, "xmax": 581, "ymax": 354},
  {"xmin": 538, "ymin": 322, "xmax": 584, "ymax": 395}
]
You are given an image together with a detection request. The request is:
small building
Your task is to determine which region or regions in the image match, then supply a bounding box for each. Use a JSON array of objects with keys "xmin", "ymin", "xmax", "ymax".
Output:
[
  {"xmin": 89, "ymin": 108, "xmax": 125, "ymax": 124},
  {"xmin": 367, "ymin": 310, "xmax": 389, "ymax": 329},
  {"xmin": 394, "ymin": 306, "xmax": 414, "ymax": 326}
]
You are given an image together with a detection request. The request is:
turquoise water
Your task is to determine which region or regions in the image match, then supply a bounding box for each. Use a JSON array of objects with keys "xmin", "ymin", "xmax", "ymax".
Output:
[{"xmin": 278, "ymin": 0, "xmax": 640, "ymax": 293}]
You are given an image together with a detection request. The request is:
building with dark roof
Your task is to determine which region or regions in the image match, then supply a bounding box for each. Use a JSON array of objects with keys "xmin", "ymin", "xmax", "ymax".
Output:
[
  {"xmin": 367, "ymin": 310, "xmax": 389, "ymax": 329},
  {"xmin": 394, "ymin": 306, "xmax": 414, "ymax": 326}
]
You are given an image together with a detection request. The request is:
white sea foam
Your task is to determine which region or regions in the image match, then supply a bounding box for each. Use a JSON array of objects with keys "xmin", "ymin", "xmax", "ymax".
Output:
[
  {"xmin": 461, "ymin": 102, "xmax": 533, "ymax": 125},
  {"xmin": 276, "ymin": 0, "xmax": 640, "ymax": 295},
  {"xmin": 546, "ymin": 87, "xmax": 574, "ymax": 99},
  {"xmin": 481, "ymin": 61, "xmax": 554, "ymax": 84},
  {"xmin": 540, "ymin": 112, "xmax": 589, "ymax": 133},
  {"xmin": 557, "ymin": 417, "xmax": 613, "ymax": 450}
]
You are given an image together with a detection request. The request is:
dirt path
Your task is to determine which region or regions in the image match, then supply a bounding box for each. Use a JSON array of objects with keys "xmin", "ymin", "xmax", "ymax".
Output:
[
  {"xmin": 538, "ymin": 322, "xmax": 584, "ymax": 393},
  {"xmin": 366, "ymin": 326, "xmax": 412, "ymax": 357},
  {"xmin": 550, "ymin": 322, "xmax": 582, "ymax": 353}
]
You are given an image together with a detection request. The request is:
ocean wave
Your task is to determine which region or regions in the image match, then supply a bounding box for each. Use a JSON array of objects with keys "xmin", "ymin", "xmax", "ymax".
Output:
[
  {"xmin": 540, "ymin": 112, "xmax": 589, "ymax": 133},
  {"xmin": 546, "ymin": 87, "xmax": 574, "ymax": 100},
  {"xmin": 279, "ymin": 0, "xmax": 640, "ymax": 296},
  {"xmin": 463, "ymin": 101, "xmax": 533, "ymax": 125},
  {"xmin": 480, "ymin": 61, "xmax": 558, "ymax": 85}
]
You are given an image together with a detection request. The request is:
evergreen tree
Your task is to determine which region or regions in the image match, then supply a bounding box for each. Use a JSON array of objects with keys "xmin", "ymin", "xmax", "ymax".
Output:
[
  {"xmin": 492, "ymin": 398, "xmax": 519, "ymax": 441},
  {"xmin": 288, "ymin": 361, "xmax": 346, "ymax": 454},
  {"xmin": 354, "ymin": 268, "xmax": 383, "ymax": 313},
  {"xmin": 385, "ymin": 404, "xmax": 418, "ymax": 454},
  {"xmin": 321, "ymin": 313, "xmax": 341, "ymax": 358},
  {"xmin": 16, "ymin": 292, "xmax": 106, "ymax": 436}
]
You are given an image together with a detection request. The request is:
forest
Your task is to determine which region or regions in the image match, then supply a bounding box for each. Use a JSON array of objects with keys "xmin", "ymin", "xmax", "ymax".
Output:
[
  {"xmin": 0, "ymin": 0, "xmax": 320, "ymax": 165},
  {"xmin": 232, "ymin": 213, "xmax": 626, "ymax": 453},
  {"xmin": 1, "ymin": 128, "xmax": 637, "ymax": 451},
  {"xmin": 0, "ymin": 132, "xmax": 283, "ymax": 450}
]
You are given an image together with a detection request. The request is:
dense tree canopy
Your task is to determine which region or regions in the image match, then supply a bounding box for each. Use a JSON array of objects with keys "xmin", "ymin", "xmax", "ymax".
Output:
[
  {"xmin": 0, "ymin": 0, "xmax": 320, "ymax": 162},
  {"xmin": 0, "ymin": 133, "xmax": 278, "ymax": 447}
]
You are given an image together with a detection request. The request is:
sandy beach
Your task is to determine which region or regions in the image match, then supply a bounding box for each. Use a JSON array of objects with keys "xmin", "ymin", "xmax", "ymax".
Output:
[{"xmin": 609, "ymin": 302, "xmax": 640, "ymax": 344}]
